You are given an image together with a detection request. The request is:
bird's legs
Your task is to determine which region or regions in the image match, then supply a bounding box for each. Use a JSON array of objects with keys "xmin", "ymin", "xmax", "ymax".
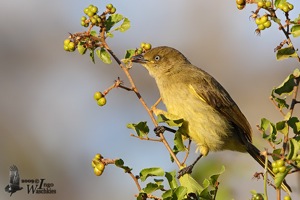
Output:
[{"xmin": 178, "ymin": 154, "xmax": 203, "ymax": 178}]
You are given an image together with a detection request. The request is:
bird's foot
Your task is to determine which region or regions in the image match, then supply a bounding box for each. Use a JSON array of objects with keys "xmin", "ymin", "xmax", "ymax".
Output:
[{"xmin": 177, "ymin": 165, "xmax": 194, "ymax": 178}]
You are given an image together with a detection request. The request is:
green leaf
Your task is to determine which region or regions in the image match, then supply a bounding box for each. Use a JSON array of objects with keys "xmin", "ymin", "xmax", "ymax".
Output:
[
  {"xmin": 271, "ymin": 90, "xmax": 289, "ymax": 110},
  {"xmin": 288, "ymin": 117, "xmax": 300, "ymax": 134},
  {"xmin": 124, "ymin": 49, "xmax": 136, "ymax": 59},
  {"xmin": 106, "ymin": 32, "xmax": 114, "ymax": 38},
  {"xmin": 276, "ymin": 121, "xmax": 288, "ymax": 135},
  {"xmin": 114, "ymin": 159, "xmax": 132, "ymax": 172},
  {"xmin": 174, "ymin": 186, "xmax": 188, "ymax": 200},
  {"xmin": 90, "ymin": 49, "xmax": 95, "ymax": 63},
  {"xmin": 274, "ymin": 166, "xmax": 292, "ymax": 189},
  {"xmin": 272, "ymin": 149, "xmax": 282, "ymax": 161},
  {"xmin": 90, "ymin": 30, "xmax": 97, "ymax": 37},
  {"xmin": 178, "ymin": 173, "xmax": 203, "ymax": 195},
  {"xmin": 127, "ymin": 121, "xmax": 149, "ymax": 137},
  {"xmin": 174, "ymin": 131, "xmax": 185, "ymax": 152},
  {"xmin": 209, "ymin": 165, "xmax": 225, "ymax": 186},
  {"xmin": 139, "ymin": 167, "xmax": 164, "ymax": 182},
  {"xmin": 165, "ymin": 171, "xmax": 178, "ymax": 190},
  {"xmin": 260, "ymin": 118, "xmax": 282, "ymax": 144},
  {"xmin": 291, "ymin": 25, "xmax": 300, "ymax": 38},
  {"xmin": 157, "ymin": 114, "xmax": 184, "ymax": 127},
  {"xmin": 105, "ymin": 14, "xmax": 124, "ymax": 32},
  {"xmin": 115, "ymin": 17, "xmax": 131, "ymax": 32},
  {"xmin": 276, "ymin": 46, "xmax": 298, "ymax": 60},
  {"xmin": 77, "ymin": 43, "xmax": 87, "ymax": 55},
  {"xmin": 274, "ymin": 74, "xmax": 296, "ymax": 95},
  {"xmin": 143, "ymin": 182, "xmax": 163, "ymax": 194},
  {"xmin": 96, "ymin": 48, "xmax": 112, "ymax": 64},
  {"xmin": 161, "ymin": 189, "xmax": 173, "ymax": 199},
  {"xmin": 287, "ymin": 138, "xmax": 300, "ymax": 160}
]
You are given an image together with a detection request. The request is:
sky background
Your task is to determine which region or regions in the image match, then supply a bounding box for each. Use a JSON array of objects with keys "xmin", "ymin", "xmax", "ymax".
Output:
[{"xmin": 0, "ymin": 0, "xmax": 299, "ymax": 199}]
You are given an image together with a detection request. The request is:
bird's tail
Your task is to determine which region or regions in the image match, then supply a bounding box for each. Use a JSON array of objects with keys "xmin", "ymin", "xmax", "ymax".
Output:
[{"xmin": 245, "ymin": 142, "xmax": 292, "ymax": 193}]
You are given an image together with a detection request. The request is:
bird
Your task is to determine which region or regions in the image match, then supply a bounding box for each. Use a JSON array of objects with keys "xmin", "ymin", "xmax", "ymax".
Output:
[
  {"xmin": 131, "ymin": 46, "xmax": 291, "ymax": 192},
  {"xmin": 5, "ymin": 165, "xmax": 23, "ymax": 196}
]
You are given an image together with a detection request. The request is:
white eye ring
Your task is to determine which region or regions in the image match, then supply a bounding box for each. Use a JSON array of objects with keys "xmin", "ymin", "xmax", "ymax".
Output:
[{"xmin": 154, "ymin": 55, "xmax": 160, "ymax": 61}]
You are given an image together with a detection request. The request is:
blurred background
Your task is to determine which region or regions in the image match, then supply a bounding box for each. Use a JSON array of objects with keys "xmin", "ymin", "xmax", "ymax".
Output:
[{"xmin": 0, "ymin": 0, "xmax": 299, "ymax": 199}]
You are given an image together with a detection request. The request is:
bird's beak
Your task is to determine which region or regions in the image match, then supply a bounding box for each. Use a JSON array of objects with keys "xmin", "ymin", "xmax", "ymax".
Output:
[{"xmin": 131, "ymin": 54, "xmax": 147, "ymax": 64}]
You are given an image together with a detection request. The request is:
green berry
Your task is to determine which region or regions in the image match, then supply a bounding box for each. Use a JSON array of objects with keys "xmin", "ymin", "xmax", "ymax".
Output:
[
  {"xmin": 64, "ymin": 45, "xmax": 69, "ymax": 51},
  {"xmin": 84, "ymin": 8, "xmax": 89, "ymax": 15},
  {"xmin": 237, "ymin": 4, "xmax": 245, "ymax": 10},
  {"xmin": 144, "ymin": 43, "xmax": 152, "ymax": 50},
  {"xmin": 97, "ymin": 97, "xmax": 106, "ymax": 106},
  {"xmin": 64, "ymin": 39, "xmax": 70, "ymax": 46},
  {"xmin": 283, "ymin": 195, "xmax": 291, "ymax": 200},
  {"xmin": 287, "ymin": 3, "xmax": 294, "ymax": 10},
  {"xmin": 106, "ymin": 4, "xmax": 113, "ymax": 10},
  {"xmin": 140, "ymin": 42, "xmax": 146, "ymax": 48},
  {"xmin": 264, "ymin": 20, "xmax": 271, "ymax": 28},
  {"xmin": 94, "ymin": 153, "xmax": 102, "ymax": 160},
  {"xmin": 278, "ymin": 166, "xmax": 286, "ymax": 173},
  {"xmin": 257, "ymin": 1, "xmax": 264, "ymax": 8},
  {"xmin": 258, "ymin": 24, "xmax": 265, "ymax": 31},
  {"xmin": 260, "ymin": 15, "xmax": 268, "ymax": 24},
  {"xmin": 277, "ymin": 3, "xmax": 284, "ymax": 9},
  {"xmin": 81, "ymin": 16, "xmax": 87, "ymax": 21},
  {"xmin": 255, "ymin": 17, "xmax": 261, "ymax": 25},
  {"xmin": 95, "ymin": 162, "xmax": 105, "ymax": 171},
  {"xmin": 276, "ymin": 159, "xmax": 284, "ymax": 167},
  {"xmin": 282, "ymin": 5, "xmax": 289, "ymax": 12},
  {"xmin": 87, "ymin": 11, "xmax": 94, "ymax": 17},
  {"xmin": 94, "ymin": 166, "xmax": 103, "ymax": 176},
  {"xmin": 236, "ymin": 0, "xmax": 246, "ymax": 6},
  {"xmin": 68, "ymin": 42, "xmax": 75, "ymax": 51},
  {"xmin": 94, "ymin": 91, "xmax": 103, "ymax": 100},
  {"xmin": 272, "ymin": 167, "xmax": 279, "ymax": 174},
  {"xmin": 110, "ymin": 7, "xmax": 116, "ymax": 14},
  {"xmin": 88, "ymin": 5, "xmax": 94, "ymax": 10},
  {"xmin": 265, "ymin": 1, "xmax": 271, "ymax": 7},
  {"xmin": 91, "ymin": 6, "xmax": 98, "ymax": 14},
  {"xmin": 81, "ymin": 21, "xmax": 86, "ymax": 26},
  {"xmin": 91, "ymin": 18, "xmax": 97, "ymax": 24},
  {"xmin": 271, "ymin": 161, "xmax": 277, "ymax": 168}
]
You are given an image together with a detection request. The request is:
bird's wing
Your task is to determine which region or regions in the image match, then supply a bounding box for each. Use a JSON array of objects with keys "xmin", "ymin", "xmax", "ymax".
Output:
[
  {"xmin": 189, "ymin": 75, "xmax": 252, "ymax": 143},
  {"xmin": 9, "ymin": 165, "xmax": 20, "ymax": 186}
]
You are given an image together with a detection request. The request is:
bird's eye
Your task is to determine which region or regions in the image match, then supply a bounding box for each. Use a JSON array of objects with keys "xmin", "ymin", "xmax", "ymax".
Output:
[{"xmin": 154, "ymin": 55, "xmax": 160, "ymax": 61}]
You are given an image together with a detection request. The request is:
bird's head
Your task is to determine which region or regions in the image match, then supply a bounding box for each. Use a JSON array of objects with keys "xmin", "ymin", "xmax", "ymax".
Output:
[{"xmin": 131, "ymin": 46, "xmax": 190, "ymax": 78}]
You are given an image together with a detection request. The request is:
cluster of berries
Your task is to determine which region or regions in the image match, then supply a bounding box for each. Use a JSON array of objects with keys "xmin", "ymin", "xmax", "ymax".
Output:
[
  {"xmin": 94, "ymin": 91, "xmax": 107, "ymax": 107},
  {"xmin": 63, "ymin": 39, "xmax": 75, "ymax": 52},
  {"xmin": 255, "ymin": 15, "xmax": 271, "ymax": 31},
  {"xmin": 277, "ymin": 2, "xmax": 294, "ymax": 13},
  {"xmin": 257, "ymin": 0, "xmax": 272, "ymax": 8},
  {"xmin": 136, "ymin": 42, "xmax": 152, "ymax": 55},
  {"xmin": 91, "ymin": 154, "xmax": 105, "ymax": 176}
]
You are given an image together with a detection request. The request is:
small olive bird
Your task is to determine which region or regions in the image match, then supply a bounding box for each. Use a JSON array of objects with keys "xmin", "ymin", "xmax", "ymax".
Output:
[{"xmin": 131, "ymin": 46, "xmax": 291, "ymax": 192}]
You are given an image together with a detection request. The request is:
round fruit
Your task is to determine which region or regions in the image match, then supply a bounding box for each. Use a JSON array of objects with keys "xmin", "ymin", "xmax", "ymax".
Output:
[
  {"xmin": 258, "ymin": 24, "xmax": 265, "ymax": 31},
  {"xmin": 91, "ymin": 6, "xmax": 98, "ymax": 13},
  {"xmin": 237, "ymin": 4, "xmax": 245, "ymax": 10},
  {"xmin": 264, "ymin": 20, "xmax": 271, "ymax": 28},
  {"xmin": 94, "ymin": 92, "xmax": 103, "ymax": 100},
  {"xmin": 278, "ymin": 166, "xmax": 286, "ymax": 173},
  {"xmin": 257, "ymin": 1, "xmax": 264, "ymax": 8},
  {"xmin": 144, "ymin": 43, "xmax": 152, "ymax": 50},
  {"xmin": 276, "ymin": 159, "xmax": 284, "ymax": 167},
  {"xmin": 84, "ymin": 8, "xmax": 89, "ymax": 15},
  {"xmin": 81, "ymin": 16, "xmax": 87, "ymax": 21},
  {"xmin": 271, "ymin": 161, "xmax": 277, "ymax": 168},
  {"xmin": 64, "ymin": 39, "xmax": 71, "ymax": 45},
  {"xmin": 94, "ymin": 166, "xmax": 103, "ymax": 176},
  {"xmin": 81, "ymin": 21, "xmax": 86, "ymax": 26},
  {"xmin": 282, "ymin": 5, "xmax": 289, "ymax": 12},
  {"xmin": 91, "ymin": 160, "xmax": 97, "ymax": 168},
  {"xmin": 236, "ymin": 0, "xmax": 246, "ymax": 6},
  {"xmin": 64, "ymin": 45, "xmax": 69, "ymax": 51},
  {"xmin": 255, "ymin": 17, "xmax": 261, "ymax": 25},
  {"xmin": 140, "ymin": 42, "xmax": 146, "ymax": 48},
  {"xmin": 272, "ymin": 167, "xmax": 279, "ymax": 174},
  {"xmin": 110, "ymin": 7, "xmax": 116, "ymax": 14},
  {"xmin": 94, "ymin": 153, "xmax": 102, "ymax": 160},
  {"xmin": 277, "ymin": 3, "xmax": 284, "ymax": 9},
  {"xmin": 87, "ymin": 11, "xmax": 94, "ymax": 17},
  {"xmin": 283, "ymin": 195, "xmax": 291, "ymax": 200},
  {"xmin": 260, "ymin": 15, "xmax": 268, "ymax": 24},
  {"xmin": 91, "ymin": 18, "xmax": 97, "ymax": 24},
  {"xmin": 265, "ymin": 1, "xmax": 271, "ymax": 7},
  {"xmin": 96, "ymin": 162, "xmax": 105, "ymax": 171},
  {"xmin": 106, "ymin": 4, "xmax": 113, "ymax": 10},
  {"xmin": 97, "ymin": 97, "xmax": 107, "ymax": 106},
  {"xmin": 287, "ymin": 3, "xmax": 294, "ymax": 10}
]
